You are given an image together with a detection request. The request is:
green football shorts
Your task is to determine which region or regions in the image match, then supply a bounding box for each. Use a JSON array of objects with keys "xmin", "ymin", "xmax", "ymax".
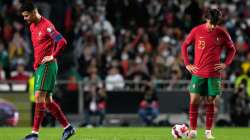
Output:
[
  {"xmin": 34, "ymin": 60, "xmax": 58, "ymax": 95},
  {"xmin": 188, "ymin": 75, "xmax": 221, "ymax": 96}
]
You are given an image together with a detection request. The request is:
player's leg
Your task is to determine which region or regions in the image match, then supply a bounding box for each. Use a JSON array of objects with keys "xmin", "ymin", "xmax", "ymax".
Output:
[
  {"xmin": 45, "ymin": 95, "xmax": 69, "ymax": 128},
  {"xmin": 187, "ymin": 75, "xmax": 206, "ymax": 138},
  {"xmin": 204, "ymin": 77, "xmax": 221, "ymax": 139},
  {"xmin": 32, "ymin": 92, "xmax": 47, "ymax": 133},
  {"xmin": 188, "ymin": 93, "xmax": 200, "ymax": 138},
  {"xmin": 45, "ymin": 95, "xmax": 75, "ymax": 140},
  {"xmin": 23, "ymin": 91, "xmax": 46, "ymax": 140},
  {"xmin": 23, "ymin": 64, "xmax": 49, "ymax": 140},
  {"xmin": 43, "ymin": 61, "xmax": 75, "ymax": 140},
  {"xmin": 204, "ymin": 96, "xmax": 216, "ymax": 139},
  {"xmin": 42, "ymin": 61, "xmax": 68, "ymax": 128}
]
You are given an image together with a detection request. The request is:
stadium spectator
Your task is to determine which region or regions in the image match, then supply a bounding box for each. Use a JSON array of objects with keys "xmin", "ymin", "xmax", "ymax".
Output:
[
  {"xmin": 65, "ymin": 67, "xmax": 82, "ymax": 92},
  {"xmin": 167, "ymin": 69, "xmax": 182, "ymax": 90},
  {"xmin": 93, "ymin": 10, "xmax": 114, "ymax": 36},
  {"xmin": 0, "ymin": 40, "xmax": 9, "ymax": 78},
  {"xmin": 127, "ymin": 58, "xmax": 151, "ymax": 90},
  {"xmin": 0, "ymin": 63, "xmax": 6, "ymax": 80},
  {"xmin": 230, "ymin": 79, "xmax": 250, "ymax": 126},
  {"xmin": 105, "ymin": 66, "xmax": 124, "ymax": 91},
  {"xmin": 234, "ymin": 69, "xmax": 250, "ymax": 97},
  {"xmin": 138, "ymin": 84, "xmax": 159, "ymax": 126},
  {"xmin": 1, "ymin": 0, "xmax": 249, "ymax": 83},
  {"xmin": 241, "ymin": 52, "xmax": 250, "ymax": 74},
  {"xmin": 76, "ymin": 33, "xmax": 97, "ymax": 77},
  {"xmin": 9, "ymin": 60, "xmax": 30, "ymax": 83},
  {"xmin": 119, "ymin": 46, "xmax": 131, "ymax": 76},
  {"xmin": 3, "ymin": 22, "xmax": 14, "ymax": 43},
  {"xmin": 8, "ymin": 31, "xmax": 30, "ymax": 69},
  {"xmin": 83, "ymin": 66, "xmax": 102, "ymax": 91},
  {"xmin": 82, "ymin": 68, "xmax": 106, "ymax": 127}
]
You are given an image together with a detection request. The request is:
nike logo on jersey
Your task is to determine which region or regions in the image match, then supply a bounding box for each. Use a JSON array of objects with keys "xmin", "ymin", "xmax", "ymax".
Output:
[{"xmin": 215, "ymin": 37, "xmax": 222, "ymax": 45}]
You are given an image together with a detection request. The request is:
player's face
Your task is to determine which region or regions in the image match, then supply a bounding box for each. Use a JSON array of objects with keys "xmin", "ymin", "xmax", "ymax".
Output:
[{"xmin": 21, "ymin": 11, "xmax": 35, "ymax": 24}]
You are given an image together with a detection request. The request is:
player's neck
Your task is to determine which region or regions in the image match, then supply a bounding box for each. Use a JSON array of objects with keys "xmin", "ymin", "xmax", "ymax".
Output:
[
  {"xmin": 206, "ymin": 23, "xmax": 216, "ymax": 32},
  {"xmin": 34, "ymin": 14, "xmax": 42, "ymax": 25}
]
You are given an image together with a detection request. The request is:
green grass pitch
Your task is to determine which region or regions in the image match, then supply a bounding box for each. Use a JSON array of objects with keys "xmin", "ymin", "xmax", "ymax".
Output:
[{"xmin": 0, "ymin": 127, "xmax": 249, "ymax": 140}]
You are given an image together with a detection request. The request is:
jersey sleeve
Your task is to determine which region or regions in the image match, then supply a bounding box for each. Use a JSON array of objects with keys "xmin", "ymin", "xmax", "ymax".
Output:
[
  {"xmin": 46, "ymin": 24, "xmax": 64, "ymax": 43},
  {"xmin": 223, "ymin": 31, "xmax": 236, "ymax": 66},
  {"xmin": 181, "ymin": 28, "xmax": 196, "ymax": 65},
  {"xmin": 45, "ymin": 23, "xmax": 67, "ymax": 58}
]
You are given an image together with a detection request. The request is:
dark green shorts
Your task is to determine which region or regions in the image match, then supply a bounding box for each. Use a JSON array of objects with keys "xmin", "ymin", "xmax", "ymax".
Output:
[
  {"xmin": 34, "ymin": 61, "xmax": 58, "ymax": 95},
  {"xmin": 188, "ymin": 75, "xmax": 221, "ymax": 96}
]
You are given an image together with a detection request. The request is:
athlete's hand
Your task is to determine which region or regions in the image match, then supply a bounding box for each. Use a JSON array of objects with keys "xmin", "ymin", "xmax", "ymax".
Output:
[
  {"xmin": 214, "ymin": 63, "xmax": 226, "ymax": 71},
  {"xmin": 41, "ymin": 56, "xmax": 54, "ymax": 64},
  {"xmin": 185, "ymin": 64, "xmax": 198, "ymax": 73}
]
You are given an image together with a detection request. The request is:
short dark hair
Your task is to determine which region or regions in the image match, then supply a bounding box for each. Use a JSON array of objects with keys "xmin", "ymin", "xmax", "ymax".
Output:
[
  {"xmin": 20, "ymin": 2, "xmax": 36, "ymax": 12},
  {"xmin": 204, "ymin": 8, "xmax": 222, "ymax": 25}
]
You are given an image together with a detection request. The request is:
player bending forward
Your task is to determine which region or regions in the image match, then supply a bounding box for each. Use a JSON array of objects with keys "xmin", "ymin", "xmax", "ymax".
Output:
[
  {"xmin": 20, "ymin": 2, "xmax": 76, "ymax": 140},
  {"xmin": 182, "ymin": 8, "xmax": 236, "ymax": 139}
]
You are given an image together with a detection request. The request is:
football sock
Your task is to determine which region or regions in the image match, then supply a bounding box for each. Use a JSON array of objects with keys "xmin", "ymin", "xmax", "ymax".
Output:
[
  {"xmin": 206, "ymin": 103, "xmax": 214, "ymax": 130},
  {"xmin": 32, "ymin": 102, "xmax": 46, "ymax": 132},
  {"xmin": 46, "ymin": 101, "xmax": 69, "ymax": 128},
  {"xmin": 205, "ymin": 129, "xmax": 212, "ymax": 134},
  {"xmin": 64, "ymin": 124, "xmax": 71, "ymax": 129},
  {"xmin": 31, "ymin": 131, "xmax": 39, "ymax": 135},
  {"xmin": 189, "ymin": 104, "xmax": 198, "ymax": 130}
]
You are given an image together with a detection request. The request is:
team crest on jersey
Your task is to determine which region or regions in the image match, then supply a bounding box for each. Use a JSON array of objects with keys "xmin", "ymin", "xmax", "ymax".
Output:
[
  {"xmin": 38, "ymin": 31, "xmax": 42, "ymax": 36},
  {"xmin": 214, "ymin": 37, "xmax": 222, "ymax": 45}
]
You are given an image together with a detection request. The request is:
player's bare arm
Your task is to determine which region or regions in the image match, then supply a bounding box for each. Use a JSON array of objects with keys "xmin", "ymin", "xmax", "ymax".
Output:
[
  {"xmin": 41, "ymin": 55, "xmax": 54, "ymax": 64},
  {"xmin": 214, "ymin": 63, "xmax": 226, "ymax": 71}
]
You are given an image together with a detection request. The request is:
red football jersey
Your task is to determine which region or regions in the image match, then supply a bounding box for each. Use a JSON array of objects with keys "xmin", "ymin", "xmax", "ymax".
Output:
[
  {"xmin": 30, "ymin": 16, "xmax": 66, "ymax": 70},
  {"xmin": 182, "ymin": 23, "xmax": 236, "ymax": 78}
]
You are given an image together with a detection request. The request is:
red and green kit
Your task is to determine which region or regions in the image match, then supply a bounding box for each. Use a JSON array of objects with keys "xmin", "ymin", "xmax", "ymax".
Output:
[
  {"xmin": 30, "ymin": 16, "xmax": 67, "ymax": 94},
  {"xmin": 182, "ymin": 23, "xmax": 236, "ymax": 95}
]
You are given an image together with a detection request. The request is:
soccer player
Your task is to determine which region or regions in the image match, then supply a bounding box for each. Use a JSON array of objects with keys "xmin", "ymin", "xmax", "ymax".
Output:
[
  {"xmin": 181, "ymin": 9, "xmax": 236, "ymax": 139},
  {"xmin": 20, "ymin": 2, "xmax": 75, "ymax": 140}
]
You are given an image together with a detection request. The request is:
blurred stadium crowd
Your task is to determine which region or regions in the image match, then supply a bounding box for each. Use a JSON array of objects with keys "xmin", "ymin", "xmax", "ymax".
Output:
[
  {"xmin": 0, "ymin": 0, "xmax": 250, "ymax": 85},
  {"xmin": 0, "ymin": 0, "xmax": 250, "ymax": 126}
]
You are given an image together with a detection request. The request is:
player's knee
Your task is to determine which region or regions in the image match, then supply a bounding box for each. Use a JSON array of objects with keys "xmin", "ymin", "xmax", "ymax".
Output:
[
  {"xmin": 190, "ymin": 100, "xmax": 199, "ymax": 104},
  {"xmin": 190, "ymin": 97, "xmax": 200, "ymax": 104},
  {"xmin": 206, "ymin": 96, "xmax": 216, "ymax": 104},
  {"xmin": 207, "ymin": 100, "xmax": 215, "ymax": 105},
  {"xmin": 35, "ymin": 91, "xmax": 46, "ymax": 103}
]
